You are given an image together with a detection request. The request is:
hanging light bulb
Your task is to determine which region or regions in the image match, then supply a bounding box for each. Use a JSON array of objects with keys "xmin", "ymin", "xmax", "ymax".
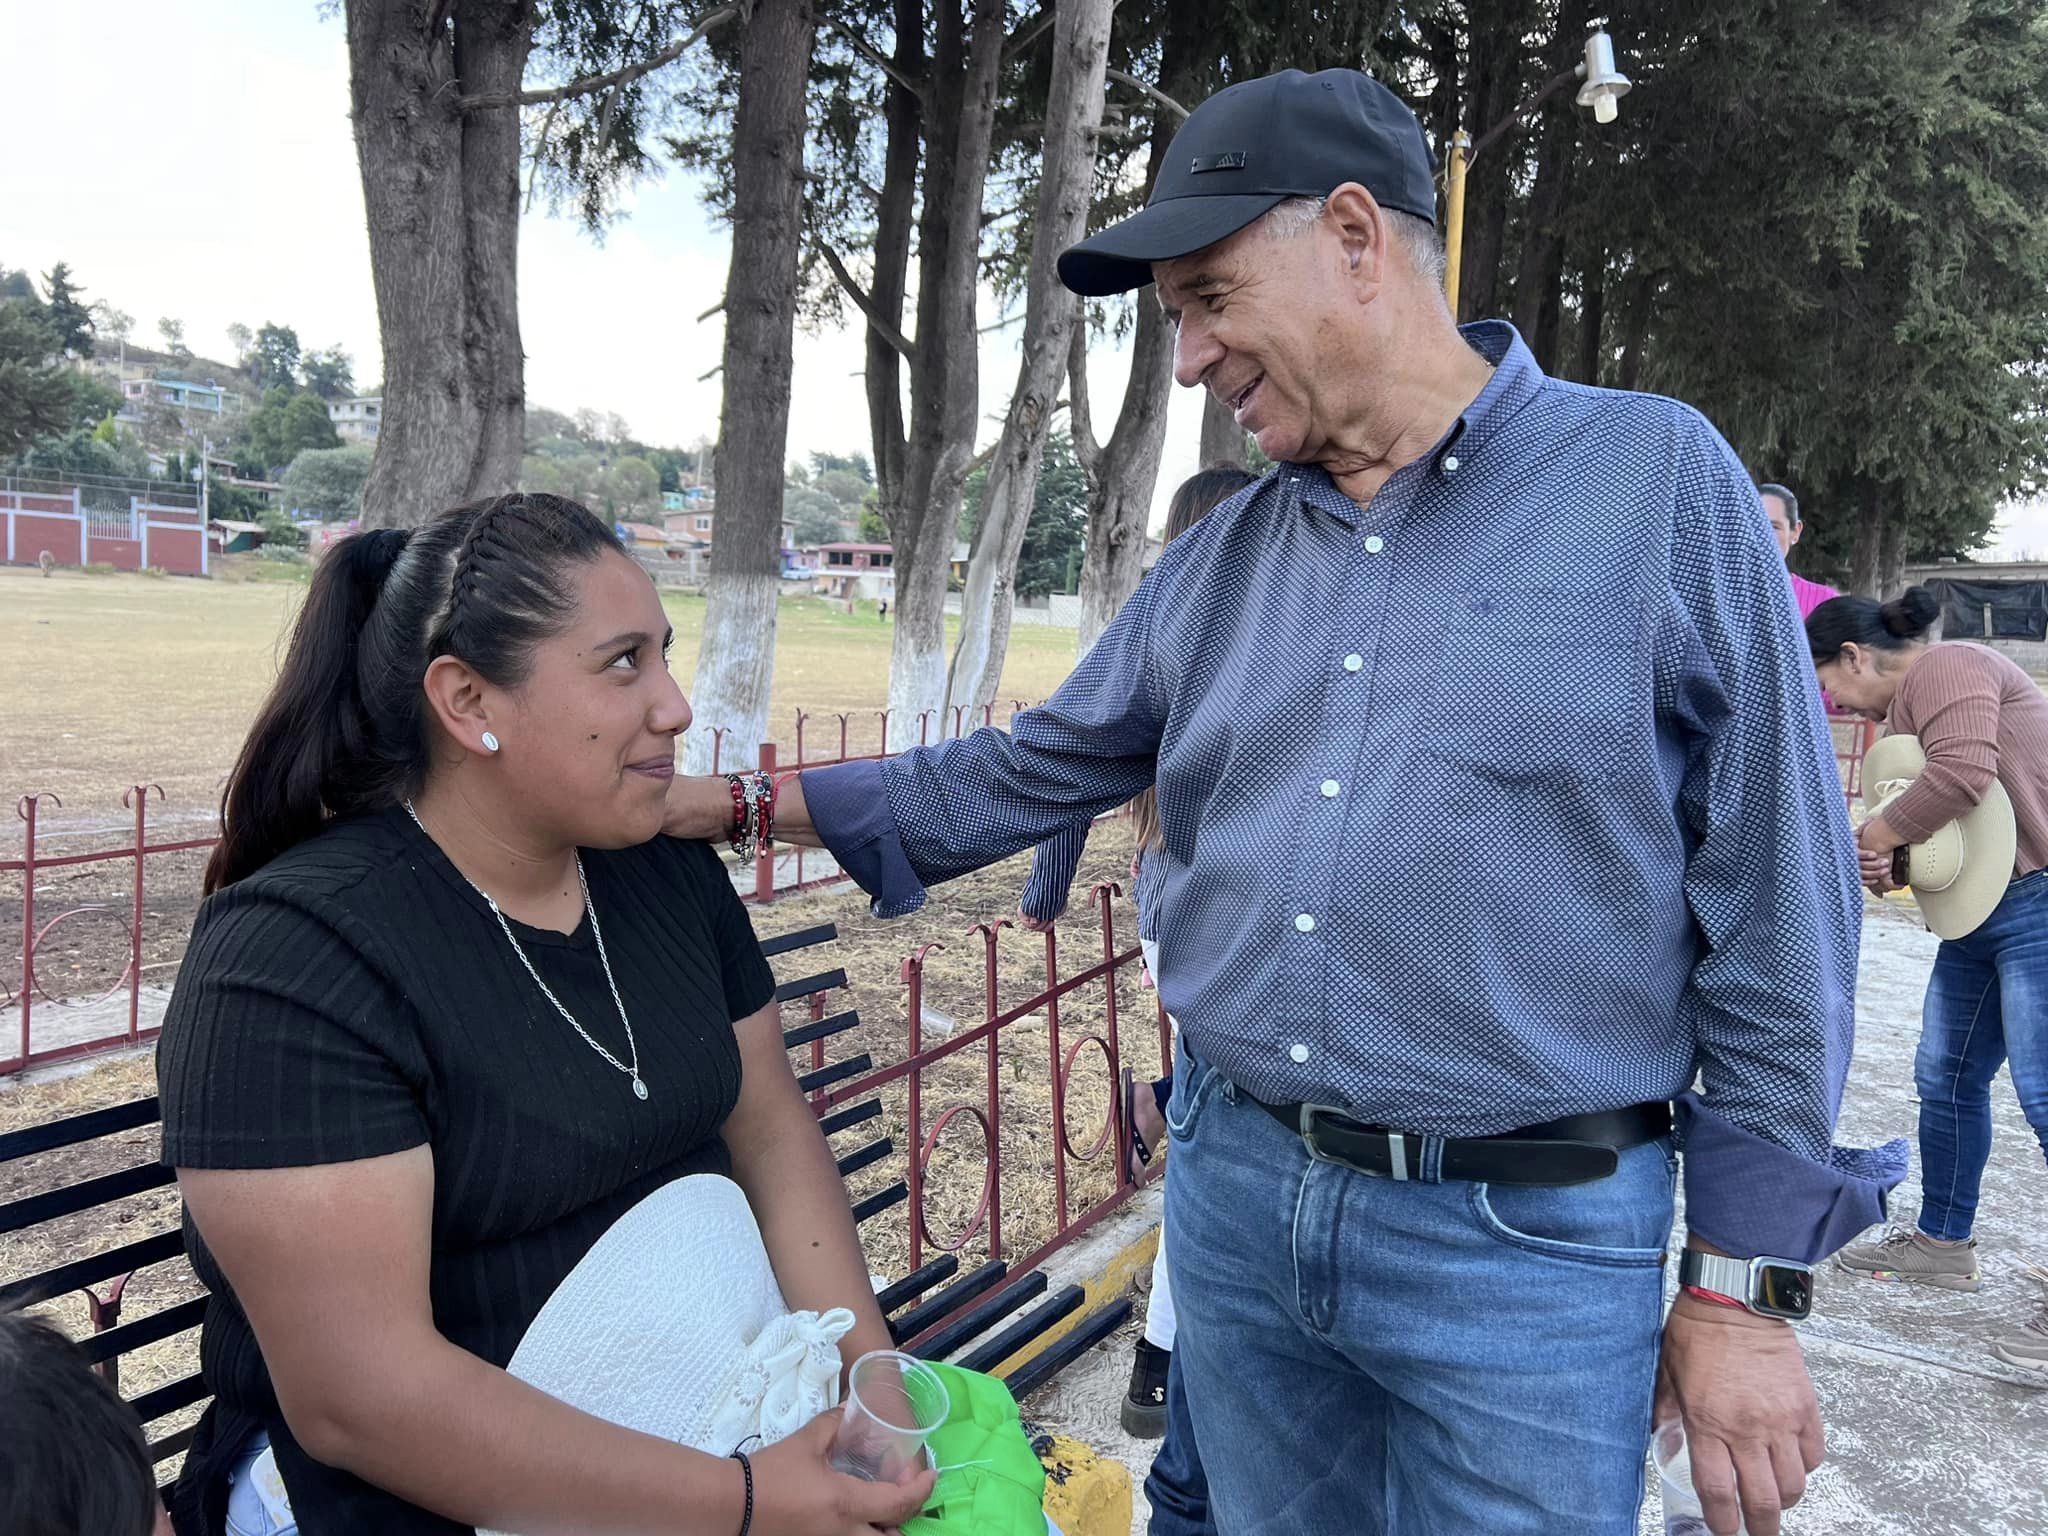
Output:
[{"xmin": 1576, "ymin": 30, "xmax": 1631, "ymax": 125}]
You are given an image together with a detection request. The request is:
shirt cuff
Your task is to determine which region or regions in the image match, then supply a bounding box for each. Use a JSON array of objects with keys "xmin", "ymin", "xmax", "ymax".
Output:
[
  {"xmin": 800, "ymin": 762, "xmax": 929, "ymax": 919},
  {"xmin": 1674, "ymin": 1092, "xmax": 1908, "ymax": 1265}
]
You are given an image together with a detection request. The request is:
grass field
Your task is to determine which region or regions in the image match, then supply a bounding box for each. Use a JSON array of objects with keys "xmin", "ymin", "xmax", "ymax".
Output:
[{"xmin": 0, "ymin": 561, "xmax": 1089, "ymax": 816}]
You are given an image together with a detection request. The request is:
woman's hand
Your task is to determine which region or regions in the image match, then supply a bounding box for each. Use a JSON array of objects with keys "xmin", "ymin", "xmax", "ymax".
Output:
[
  {"xmin": 751, "ymin": 1413, "xmax": 935, "ymax": 1536},
  {"xmin": 1856, "ymin": 815, "xmax": 1904, "ymax": 896}
]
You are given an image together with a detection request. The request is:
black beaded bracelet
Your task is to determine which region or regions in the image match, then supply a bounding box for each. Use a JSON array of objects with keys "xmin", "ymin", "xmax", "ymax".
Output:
[{"xmin": 729, "ymin": 1449, "xmax": 754, "ymax": 1536}]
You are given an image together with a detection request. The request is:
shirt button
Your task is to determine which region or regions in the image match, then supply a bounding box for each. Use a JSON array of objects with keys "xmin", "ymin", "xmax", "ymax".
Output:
[
  {"xmin": 1343, "ymin": 654, "xmax": 1363, "ymax": 672},
  {"xmin": 1442, "ymin": 454, "xmax": 1461, "ymax": 473},
  {"xmin": 1295, "ymin": 913, "xmax": 1316, "ymax": 933},
  {"xmin": 1363, "ymin": 534, "xmax": 1384, "ymax": 554},
  {"xmin": 1289, "ymin": 1043, "xmax": 1311, "ymax": 1065},
  {"xmin": 1320, "ymin": 779, "xmax": 1340, "ymax": 798}
]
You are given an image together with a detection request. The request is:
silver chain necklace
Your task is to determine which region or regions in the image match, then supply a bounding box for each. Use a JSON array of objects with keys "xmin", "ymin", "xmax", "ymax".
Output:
[{"xmin": 403, "ymin": 801, "xmax": 647, "ymax": 1101}]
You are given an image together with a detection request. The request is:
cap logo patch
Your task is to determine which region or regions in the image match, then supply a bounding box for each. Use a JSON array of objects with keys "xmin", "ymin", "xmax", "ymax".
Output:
[{"xmin": 1190, "ymin": 152, "xmax": 1247, "ymax": 174}]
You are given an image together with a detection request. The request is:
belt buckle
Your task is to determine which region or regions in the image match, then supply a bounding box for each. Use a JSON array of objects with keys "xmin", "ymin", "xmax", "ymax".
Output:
[{"xmin": 1298, "ymin": 1104, "xmax": 1408, "ymax": 1179}]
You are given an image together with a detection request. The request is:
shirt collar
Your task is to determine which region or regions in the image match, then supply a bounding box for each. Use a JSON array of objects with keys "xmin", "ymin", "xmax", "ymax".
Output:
[{"xmin": 1278, "ymin": 319, "xmax": 1546, "ymax": 527}]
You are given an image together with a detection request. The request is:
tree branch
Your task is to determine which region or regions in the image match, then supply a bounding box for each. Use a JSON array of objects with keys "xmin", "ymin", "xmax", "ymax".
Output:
[
  {"xmin": 1002, "ymin": 11, "xmax": 1055, "ymax": 61},
  {"xmin": 697, "ymin": 298, "xmax": 725, "ymax": 322},
  {"xmin": 458, "ymin": 6, "xmax": 743, "ymax": 112},
  {"xmin": 1068, "ymin": 323, "xmax": 1102, "ymax": 478},
  {"xmin": 1106, "ymin": 68, "xmax": 1189, "ymax": 123},
  {"xmin": 828, "ymin": 19, "xmax": 927, "ymax": 101},
  {"xmin": 820, "ymin": 246, "xmax": 916, "ymax": 360}
]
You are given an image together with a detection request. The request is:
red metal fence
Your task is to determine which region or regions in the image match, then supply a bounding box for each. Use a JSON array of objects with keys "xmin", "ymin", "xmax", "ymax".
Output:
[{"xmin": 1, "ymin": 706, "xmax": 1878, "ymax": 1079}]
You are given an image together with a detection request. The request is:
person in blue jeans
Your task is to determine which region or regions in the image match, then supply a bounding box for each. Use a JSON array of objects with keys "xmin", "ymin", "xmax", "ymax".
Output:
[
  {"xmin": 668, "ymin": 71, "xmax": 1906, "ymax": 1536},
  {"xmin": 1019, "ymin": 466, "xmax": 1253, "ymax": 1536},
  {"xmin": 1809, "ymin": 589, "xmax": 2048, "ymax": 1375}
]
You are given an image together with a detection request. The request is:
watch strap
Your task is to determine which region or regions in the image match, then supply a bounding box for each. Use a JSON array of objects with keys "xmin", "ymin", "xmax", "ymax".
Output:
[{"xmin": 1679, "ymin": 1249, "xmax": 1753, "ymax": 1304}]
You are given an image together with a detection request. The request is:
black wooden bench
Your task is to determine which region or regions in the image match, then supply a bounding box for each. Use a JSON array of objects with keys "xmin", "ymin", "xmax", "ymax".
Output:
[{"xmin": 0, "ymin": 920, "xmax": 1129, "ymax": 1489}]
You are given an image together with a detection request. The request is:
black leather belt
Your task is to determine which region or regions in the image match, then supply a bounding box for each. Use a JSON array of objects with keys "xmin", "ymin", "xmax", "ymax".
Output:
[{"xmin": 1254, "ymin": 1098, "xmax": 1671, "ymax": 1187}]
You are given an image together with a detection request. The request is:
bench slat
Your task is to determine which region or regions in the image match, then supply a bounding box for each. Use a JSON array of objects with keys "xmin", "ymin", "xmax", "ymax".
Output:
[
  {"xmin": 796, "ymin": 1055, "xmax": 870, "ymax": 1095},
  {"xmin": 833, "ymin": 1138, "xmax": 893, "ymax": 1180},
  {"xmin": 0, "ymin": 1229, "xmax": 186, "ymax": 1311},
  {"xmin": 0, "ymin": 1096, "xmax": 160, "ymax": 1162},
  {"xmin": 758, "ymin": 923, "xmax": 838, "ymax": 959},
  {"xmin": 781, "ymin": 1010, "xmax": 862, "ymax": 1051},
  {"xmin": 889, "ymin": 1259, "xmax": 1007, "ymax": 1342},
  {"xmin": 817, "ymin": 1099, "xmax": 882, "ymax": 1137},
  {"xmin": 0, "ymin": 1162, "xmax": 177, "ymax": 1236},
  {"xmin": 127, "ymin": 1371, "xmax": 211, "ymax": 1426},
  {"xmin": 955, "ymin": 1284, "xmax": 1084, "ymax": 1375},
  {"xmin": 909, "ymin": 1272, "xmax": 1048, "ymax": 1363},
  {"xmin": 1001, "ymin": 1296, "xmax": 1133, "ymax": 1402},
  {"xmin": 773, "ymin": 969, "xmax": 847, "ymax": 1004},
  {"xmin": 875, "ymin": 1255, "xmax": 959, "ymax": 1316},
  {"xmin": 850, "ymin": 1182, "xmax": 906, "ymax": 1226},
  {"xmin": 149, "ymin": 1423, "xmax": 199, "ymax": 1465},
  {"xmin": 79, "ymin": 1296, "xmax": 208, "ymax": 1366}
]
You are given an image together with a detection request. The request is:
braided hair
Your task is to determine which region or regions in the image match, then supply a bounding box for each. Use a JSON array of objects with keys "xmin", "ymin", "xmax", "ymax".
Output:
[{"xmin": 207, "ymin": 493, "xmax": 624, "ymax": 892}]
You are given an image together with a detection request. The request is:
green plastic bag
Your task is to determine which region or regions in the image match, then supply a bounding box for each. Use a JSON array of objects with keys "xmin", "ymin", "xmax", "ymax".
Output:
[{"xmin": 903, "ymin": 1361, "xmax": 1048, "ymax": 1536}]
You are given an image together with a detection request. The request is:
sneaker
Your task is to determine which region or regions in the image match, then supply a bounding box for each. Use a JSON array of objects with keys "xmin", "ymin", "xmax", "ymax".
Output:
[
  {"xmin": 1835, "ymin": 1227, "xmax": 1982, "ymax": 1292},
  {"xmin": 1122, "ymin": 1339, "xmax": 1171, "ymax": 1439},
  {"xmin": 1990, "ymin": 1266, "xmax": 2048, "ymax": 1381}
]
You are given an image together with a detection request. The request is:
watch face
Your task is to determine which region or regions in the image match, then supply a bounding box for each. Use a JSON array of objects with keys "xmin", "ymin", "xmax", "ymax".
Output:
[{"xmin": 1753, "ymin": 1262, "xmax": 1814, "ymax": 1320}]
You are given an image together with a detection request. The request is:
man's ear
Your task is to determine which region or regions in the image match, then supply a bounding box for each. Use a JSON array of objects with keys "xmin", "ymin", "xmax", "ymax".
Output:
[{"xmin": 1324, "ymin": 182, "xmax": 1389, "ymax": 300}]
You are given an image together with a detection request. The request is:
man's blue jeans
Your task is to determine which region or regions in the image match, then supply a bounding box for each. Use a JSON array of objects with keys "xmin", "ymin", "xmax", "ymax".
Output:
[
  {"xmin": 1164, "ymin": 1047, "xmax": 1674, "ymax": 1535},
  {"xmin": 1914, "ymin": 869, "xmax": 2048, "ymax": 1241}
]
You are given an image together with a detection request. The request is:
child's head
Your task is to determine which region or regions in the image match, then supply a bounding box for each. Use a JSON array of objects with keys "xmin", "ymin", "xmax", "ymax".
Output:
[{"xmin": 0, "ymin": 1310, "xmax": 161, "ymax": 1536}]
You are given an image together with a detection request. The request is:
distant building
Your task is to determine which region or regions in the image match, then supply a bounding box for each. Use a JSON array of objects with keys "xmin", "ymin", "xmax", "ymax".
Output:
[
  {"xmin": 121, "ymin": 377, "xmax": 240, "ymax": 415},
  {"xmin": 327, "ymin": 396, "xmax": 383, "ymax": 443}
]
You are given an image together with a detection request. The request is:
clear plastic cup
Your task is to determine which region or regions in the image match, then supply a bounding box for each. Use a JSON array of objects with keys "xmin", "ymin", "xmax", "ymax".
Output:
[
  {"xmin": 1651, "ymin": 1420, "xmax": 1747, "ymax": 1536},
  {"xmin": 829, "ymin": 1350, "xmax": 949, "ymax": 1483}
]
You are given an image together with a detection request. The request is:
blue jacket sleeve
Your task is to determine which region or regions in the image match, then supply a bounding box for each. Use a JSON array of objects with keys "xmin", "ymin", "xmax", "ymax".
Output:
[
  {"xmin": 1019, "ymin": 823, "xmax": 1090, "ymax": 923},
  {"xmin": 1664, "ymin": 412, "xmax": 1906, "ymax": 1263},
  {"xmin": 803, "ymin": 569, "xmax": 1168, "ymax": 918}
]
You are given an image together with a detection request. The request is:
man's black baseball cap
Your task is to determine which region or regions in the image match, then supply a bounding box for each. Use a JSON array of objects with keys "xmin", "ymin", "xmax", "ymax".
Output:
[{"xmin": 1058, "ymin": 69, "xmax": 1438, "ymax": 297}]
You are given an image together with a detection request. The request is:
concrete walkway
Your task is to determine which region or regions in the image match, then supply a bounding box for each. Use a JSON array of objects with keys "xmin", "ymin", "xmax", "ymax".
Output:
[{"xmin": 1031, "ymin": 896, "xmax": 2046, "ymax": 1535}]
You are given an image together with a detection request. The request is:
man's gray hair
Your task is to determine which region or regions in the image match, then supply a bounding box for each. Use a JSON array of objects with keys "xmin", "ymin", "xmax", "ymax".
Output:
[
  {"xmin": 1759, "ymin": 483, "xmax": 1801, "ymax": 525},
  {"xmin": 1264, "ymin": 196, "xmax": 1449, "ymax": 290}
]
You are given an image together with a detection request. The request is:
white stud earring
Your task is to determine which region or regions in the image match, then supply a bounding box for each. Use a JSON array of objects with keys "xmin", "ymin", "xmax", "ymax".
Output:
[{"xmin": 481, "ymin": 731, "xmax": 501, "ymax": 754}]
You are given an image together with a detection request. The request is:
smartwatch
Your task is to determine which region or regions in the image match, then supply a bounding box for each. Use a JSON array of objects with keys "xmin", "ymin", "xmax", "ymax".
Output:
[{"xmin": 1678, "ymin": 1250, "xmax": 1814, "ymax": 1321}]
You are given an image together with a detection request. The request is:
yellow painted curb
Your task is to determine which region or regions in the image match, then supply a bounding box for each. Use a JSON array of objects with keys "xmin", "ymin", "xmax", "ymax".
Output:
[
  {"xmin": 992, "ymin": 1222, "xmax": 1160, "ymax": 1381},
  {"xmin": 1037, "ymin": 1431, "xmax": 1134, "ymax": 1536}
]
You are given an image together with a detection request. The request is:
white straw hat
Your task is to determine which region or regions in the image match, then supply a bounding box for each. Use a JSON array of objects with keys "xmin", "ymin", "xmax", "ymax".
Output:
[
  {"xmin": 479, "ymin": 1175, "xmax": 854, "ymax": 1536},
  {"xmin": 1863, "ymin": 733, "xmax": 2017, "ymax": 939}
]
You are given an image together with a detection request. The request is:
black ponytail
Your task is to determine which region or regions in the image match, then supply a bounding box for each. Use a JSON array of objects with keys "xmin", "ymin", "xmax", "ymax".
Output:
[
  {"xmin": 1804, "ymin": 584, "xmax": 1942, "ymax": 664},
  {"xmin": 205, "ymin": 493, "xmax": 623, "ymax": 892}
]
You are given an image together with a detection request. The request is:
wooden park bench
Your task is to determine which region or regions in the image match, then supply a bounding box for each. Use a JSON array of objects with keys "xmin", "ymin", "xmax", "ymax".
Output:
[{"xmin": 0, "ymin": 919, "xmax": 1131, "ymax": 1497}]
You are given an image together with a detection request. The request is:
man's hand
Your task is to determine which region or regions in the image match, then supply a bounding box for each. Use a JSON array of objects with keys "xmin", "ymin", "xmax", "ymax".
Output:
[
  {"xmin": 1656, "ymin": 1293, "xmax": 1823, "ymax": 1536},
  {"xmin": 1017, "ymin": 908, "xmax": 1058, "ymax": 933}
]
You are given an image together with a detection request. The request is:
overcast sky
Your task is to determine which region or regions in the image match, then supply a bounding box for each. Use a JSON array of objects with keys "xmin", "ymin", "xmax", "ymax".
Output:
[{"xmin": 5, "ymin": 3, "xmax": 2042, "ymax": 554}]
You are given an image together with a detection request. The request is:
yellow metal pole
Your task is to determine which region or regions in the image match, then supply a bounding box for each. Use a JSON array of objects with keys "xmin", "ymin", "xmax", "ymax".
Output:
[{"xmin": 1444, "ymin": 130, "xmax": 1471, "ymax": 317}]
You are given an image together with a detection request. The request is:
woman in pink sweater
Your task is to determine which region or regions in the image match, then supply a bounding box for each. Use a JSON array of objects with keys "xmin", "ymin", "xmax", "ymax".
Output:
[{"xmin": 1806, "ymin": 586, "xmax": 2048, "ymax": 1378}]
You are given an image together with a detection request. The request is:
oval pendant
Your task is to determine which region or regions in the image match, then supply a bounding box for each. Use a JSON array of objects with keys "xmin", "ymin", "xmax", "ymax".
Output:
[{"xmin": 632, "ymin": 1077, "xmax": 649, "ymax": 1101}]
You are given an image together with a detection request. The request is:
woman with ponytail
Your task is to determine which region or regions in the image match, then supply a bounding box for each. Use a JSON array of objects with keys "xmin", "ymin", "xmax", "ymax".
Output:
[
  {"xmin": 159, "ymin": 495, "xmax": 931, "ymax": 1536},
  {"xmin": 1807, "ymin": 586, "xmax": 2048, "ymax": 1372}
]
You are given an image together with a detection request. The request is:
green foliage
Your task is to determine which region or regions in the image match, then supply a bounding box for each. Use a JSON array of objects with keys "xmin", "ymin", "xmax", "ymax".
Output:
[
  {"xmin": 42, "ymin": 262, "xmax": 94, "ymax": 358},
  {"xmin": 17, "ymin": 426, "xmax": 149, "ymax": 480},
  {"xmin": 253, "ymin": 324, "xmax": 303, "ymax": 392},
  {"xmin": 299, "ymin": 345, "xmax": 355, "ymax": 400},
  {"xmin": 281, "ymin": 443, "xmax": 377, "ymax": 520},
  {"xmin": 237, "ymin": 387, "xmax": 342, "ymax": 478},
  {"xmin": 857, "ymin": 504, "xmax": 890, "ymax": 543},
  {"xmin": 959, "ymin": 431, "xmax": 1090, "ymax": 598},
  {"xmin": 207, "ymin": 474, "xmax": 272, "ymax": 524},
  {"xmin": 785, "ymin": 483, "xmax": 846, "ymax": 544},
  {"xmin": 0, "ymin": 285, "xmax": 122, "ymax": 456}
]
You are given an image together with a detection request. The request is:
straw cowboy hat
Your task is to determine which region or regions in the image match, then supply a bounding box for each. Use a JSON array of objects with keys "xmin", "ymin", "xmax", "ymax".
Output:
[
  {"xmin": 1862, "ymin": 733, "xmax": 2017, "ymax": 939},
  {"xmin": 479, "ymin": 1175, "xmax": 855, "ymax": 1536}
]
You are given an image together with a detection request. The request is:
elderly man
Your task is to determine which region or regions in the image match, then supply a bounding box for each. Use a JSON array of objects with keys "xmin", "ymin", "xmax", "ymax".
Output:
[
  {"xmin": 669, "ymin": 70, "xmax": 1902, "ymax": 1536},
  {"xmin": 1761, "ymin": 482, "xmax": 1838, "ymax": 618}
]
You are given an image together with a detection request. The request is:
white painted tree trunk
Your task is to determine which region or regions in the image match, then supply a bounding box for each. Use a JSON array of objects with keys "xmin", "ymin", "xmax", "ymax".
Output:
[
  {"xmin": 944, "ymin": 0, "xmax": 1114, "ymax": 719},
  {"xmin": 1073, "ymin": 302, "xmax": 1175, "ymax": 657},
  {"xmin": 682, "ymin": 0, "xmax": 815, "ymax": 774}
]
